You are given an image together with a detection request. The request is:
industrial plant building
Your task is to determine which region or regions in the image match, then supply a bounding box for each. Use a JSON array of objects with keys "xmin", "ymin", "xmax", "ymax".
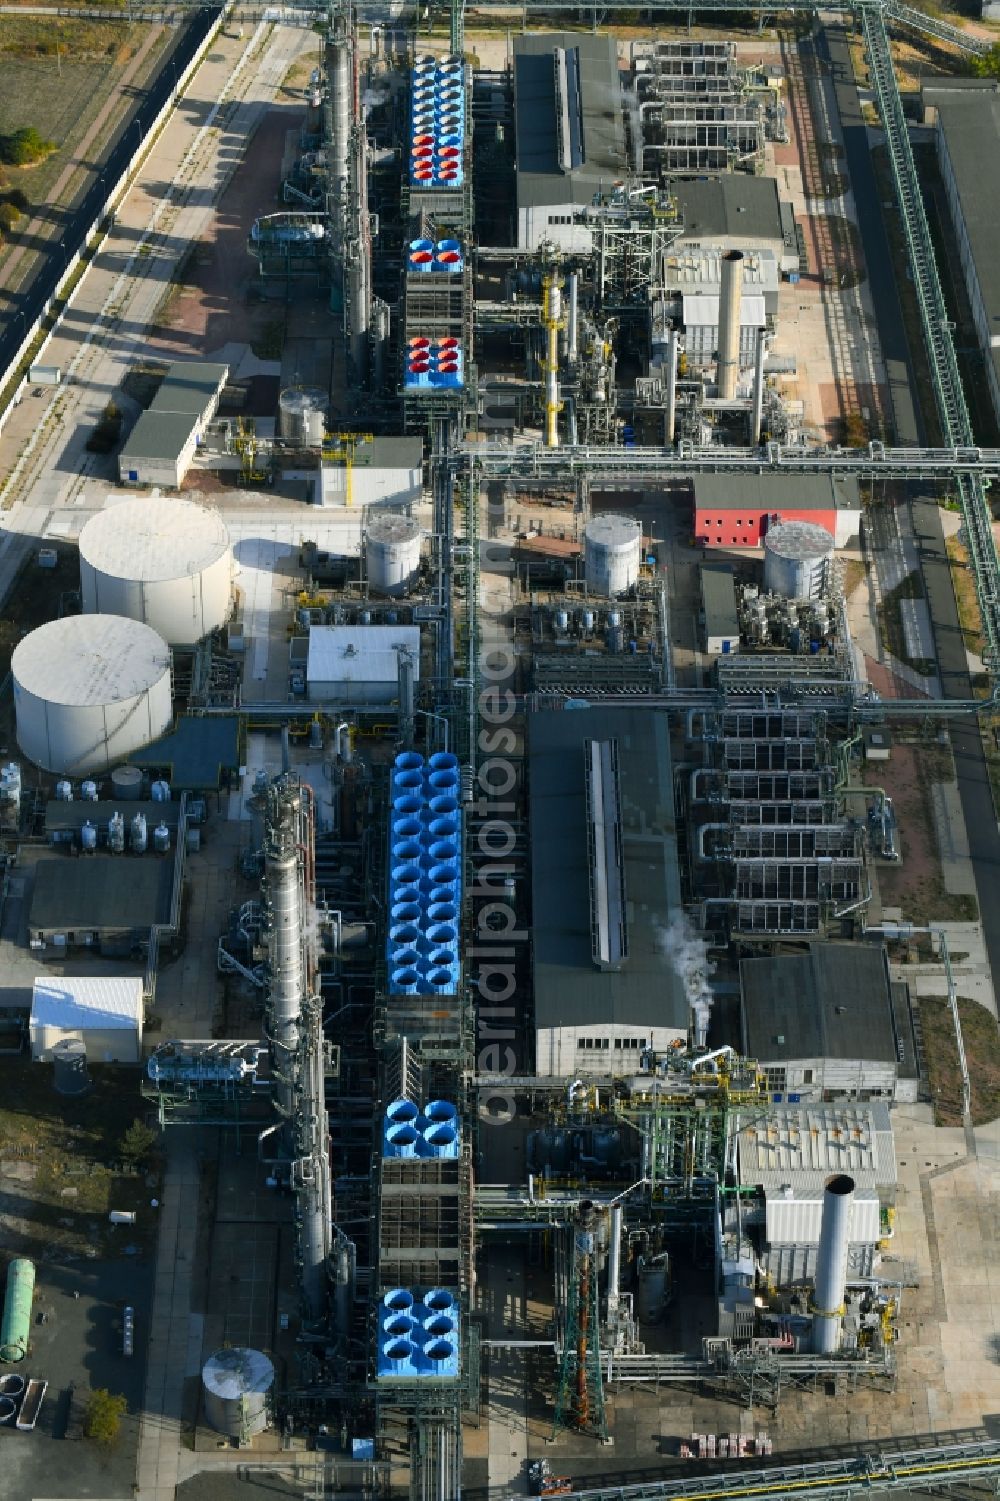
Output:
[
  {"xmin": 740, "ymin": 944, "xmax": 919, "ymax": 1103},
  {"xmin": 528, "ymin": 707, "xmax": 689, "ymax": 1073},
  {"xmin": 693, "ymin": 473, "xmax": 862, "ymax": 548},
  {"xmin": 513, "ymin": 33, "xmax": 626, "ymax": 251},
  {"xmin": 670, "ymin": 175, "xmax": 800, "ymax": 274},
  {"xmin": 119, "ymin": 360, "xmax": 228, "ymax": 487},
  {"xmin": 29, "ymin": 975, "xmax": 143, "ymax": 1063},
  {"xmin": 924, "ymin": 81, "xmax": 1000, "ymax": 429}
]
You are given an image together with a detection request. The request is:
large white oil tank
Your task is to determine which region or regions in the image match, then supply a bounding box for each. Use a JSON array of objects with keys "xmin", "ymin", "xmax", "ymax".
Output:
[
  {"xmin": 278, "ymin": 386, "xmax": 328, "ymax": 446},
  {"xmin": 12, "ymin": 615, "xmax": 172, "ymax": 777},
  {"xmin": 79, "ymin": 497, "xmax": 233, "ymax": 646},
  {"xmin": 365, "ymin": 513, "xmax": 422, "ymax": 597},
  {"xmin": 202, "ymin": 1347, "xmax": 274, "ymax": 1438},
  {"xmin": 763, "ymin": 520, "xmax": 835, "ymax": 600},
  {"xmin": 584, "ymin": 514, "xmax": 643, "ymax": 597}
]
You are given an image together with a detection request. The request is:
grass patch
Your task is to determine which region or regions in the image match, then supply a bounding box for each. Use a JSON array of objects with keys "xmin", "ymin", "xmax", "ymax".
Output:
[
  {"xmin": 947, "ymin": 531, "xmax": 1000, "ymax": 813},
  {"xmin": 842, "ymin": 557, "xmax": 867, "ymax": 598},
  {"xmin": 0, "ymin": 1055, "xmax": 161, "ymax": 1259},
  {"xmin": 919, "ymin": 994, "xmax": 1000, "ymax": 1127},
  {"xmin": 946, "ymin": 533, "xmax": 984, "ymax": 654},
  {"xmin": 0, "ymin": 16, "xmax": 134, "ymax": 60}
]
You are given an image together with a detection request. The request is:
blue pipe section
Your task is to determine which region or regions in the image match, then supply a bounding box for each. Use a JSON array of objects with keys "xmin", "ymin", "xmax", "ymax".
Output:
[{"xmin": 387, "ymin": 752, "xmax": 462, "ymax": 994}]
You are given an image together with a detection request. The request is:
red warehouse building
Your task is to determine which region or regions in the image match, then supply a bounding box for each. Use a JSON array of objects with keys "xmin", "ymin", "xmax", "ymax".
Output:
[{"xmin": 693, "ymin": 474, "xmax": 861, "ymax": 549}]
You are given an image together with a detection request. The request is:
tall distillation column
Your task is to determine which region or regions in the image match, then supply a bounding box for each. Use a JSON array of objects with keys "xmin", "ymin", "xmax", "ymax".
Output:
[
  {"xmin": 542, "ymin": 272, "xmax": 563, "ymax": 447},
  {"xmin": 326, "ymin": 7, "xmax": 352, "ymax": 310},
  {"xmin": 264, "ymin": 776, "xmax": 333, "ymax": 1323},
  {"xmin": 264, "ymin": 777, "xmax": 306, "ymax": 1127}
]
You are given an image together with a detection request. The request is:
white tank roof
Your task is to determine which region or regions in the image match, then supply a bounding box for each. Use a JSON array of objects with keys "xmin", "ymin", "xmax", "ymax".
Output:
[
  {"xmin": 12, "ymin": 615, "xmax": 171, "ymax": 705},
  {"xmin": 202, "ymin": 1346, "xmax": 274, "ymax": 1398},
  {"xmin": 764, "ymin": 520, "xmax": 835, "ymax": 559},
  {"xmin": 79, "ymin": 497, "xmax": 230, "ymax": 582}
]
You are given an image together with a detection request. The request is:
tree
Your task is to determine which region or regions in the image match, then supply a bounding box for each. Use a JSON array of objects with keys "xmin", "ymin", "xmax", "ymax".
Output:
[
  {"xmin": 0, "ymin": 127, "xmax": 55, "ymax": 166},
  {"xmin": 83, "ymin": 1388, "xmax": 127, "ymax": 1447},
  {"xmin": 120, "ymin": 1119, "xmax": 156, "ymax": 1165},
  {"xmin": 0, "ymin": 203, "xmax": 20, "ymax": 233},
  {"xmin": 971, "ymin": 44, "xmax": 1000, "ymax": 81},
  {"xmin": 3, "ymin": 188, "xmax": 28, "ymax": 212}
]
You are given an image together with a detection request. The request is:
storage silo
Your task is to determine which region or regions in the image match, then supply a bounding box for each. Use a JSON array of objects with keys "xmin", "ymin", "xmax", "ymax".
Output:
[
  {"xmin": 52, "ymin": 1037, "xmax": 91, "ymax": 1096},
  {"xmin": 278, "ymin": 386, "xmax": 328, "ymax": 446},
  {"xmin": 202, "ymin": 1347, "xmax": 274, "ymax": 1439},
  {"xmin": 13, "ymin": 616, "xmax": 172, "ymax": 777},
  {"xmin": 763, "ymin": 520, "xmax": 835, "ymax": 600},
  {"xmin": 78, "ymin": 497, "xmax": 233, "ymax": 646},
  {"xmin": 585, "ymin": 514, "xmax": 643, "ymax": 597},
  {"xmin": 365, "ymin": 514, "xmax": 422, "ymax": 597}
]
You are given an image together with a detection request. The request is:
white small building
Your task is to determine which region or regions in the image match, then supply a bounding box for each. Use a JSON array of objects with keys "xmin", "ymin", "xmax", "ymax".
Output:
[
  {"xmin": 318, "ymin": 437, "xmax": 423, "ymax": 508},
  {"xmin": 30, "ymin": 975, "xmax": 143, "ymax": 1064},
  {"xmin": 306, "ymin": 625, "xmax": 420, "ymax": 704}
]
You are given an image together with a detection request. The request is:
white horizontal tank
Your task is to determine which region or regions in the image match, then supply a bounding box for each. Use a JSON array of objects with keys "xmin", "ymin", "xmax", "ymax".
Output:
[
  {"xmin": 13, "ymin": 616, "xmax": 172, "ymax": 777},
  {"xmin": 365, "ymin": 513, "xmax": 422, "ymax": 597},
  {"xmin": 763, "ymin": 520, "xmax": 835, "ymax": 600},
  {"xmin": 585, "ymin": 514, "xmax": 643, "ymax": 597},
  {"xmin": 202, "ymin": 1347, "xmax": 274, "ymax": 1438},
  {"xmin": 78, "ymin": 497, "xmax": 233, "ymax": 646}
]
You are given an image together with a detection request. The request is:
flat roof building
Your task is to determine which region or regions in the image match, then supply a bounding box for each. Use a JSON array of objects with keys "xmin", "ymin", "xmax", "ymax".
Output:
[
  {"xmin": 306, "ymin": 625, "xmax": 421, "ymax": 704},
  {"xmin": 923, "ymin": 82, "xmax": 1000, "ymax": 428},
  {"xmin": 119, "ymin": 361, "xmax": 228, "ymax": 488},
  {"xmin": 741, "ymin": 943, "xmax": 918, "ymax": 1103},
  {"xmin": 701, "ymin": 562, "xmax": 739, "ymax": 655},
  {"xmin": 514, "ymin": 33, "xmax": 626, "ymax": 251},
  {"xmin": 29, "ymin": 855, "xmax": 176, "ymax": 955},
  {"xmin": 30, "ymin": 975, "xmax": 143, "ymax": 1064},
  {"xmin": 528, "ymin": 707, "xmax": 689, "ymax": 1075},
  {"xmin": 670, "ymin": 175, "xmax": 800, "ymax": 274},
  {"xmin": 693, "ymin": 473, "xmax": 861, "ymax": 549}
]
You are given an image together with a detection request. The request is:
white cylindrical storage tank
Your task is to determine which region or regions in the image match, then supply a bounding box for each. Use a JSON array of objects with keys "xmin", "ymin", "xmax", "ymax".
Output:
[
  {"xmin": 585, "ymin": 514, "xmax": 643, "ymax": 597},
  {"xmin": 202, "ymin": 1347, "xmax": 274, "ymax": 1438},
  {"xmin": 278, "ymin": 385, "xmax": 329, "ymax": 445},
  {"xmin": 13, "ymin": 616, "xmax": 172, "ymax": 777},
  {"xmin": 365, "ymin": 514, "xmax": 423, "ymax": 597},
  {"xmin": 79, "ymin": 497, "xmax": 233, "ymax": 646},
  {"xmin": 763, "ymin": 520, "xmax": 835, "ymax": 600}
]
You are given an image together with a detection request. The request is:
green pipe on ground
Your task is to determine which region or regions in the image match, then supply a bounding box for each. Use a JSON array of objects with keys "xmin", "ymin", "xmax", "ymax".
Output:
[{"xmin": 0, "ymin": 1258, "xmax": 35, "ymax": 1362}]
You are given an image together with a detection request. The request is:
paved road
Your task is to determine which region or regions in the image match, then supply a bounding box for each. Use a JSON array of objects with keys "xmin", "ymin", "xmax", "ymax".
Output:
[{"xmin": 822, "ymin": 21, "xmax": 1000, "ymax": 1003}]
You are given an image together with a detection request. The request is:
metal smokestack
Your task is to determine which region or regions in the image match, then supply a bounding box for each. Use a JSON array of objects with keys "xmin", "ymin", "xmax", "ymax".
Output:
[
  {"xmin": 751, "ymin": 327, "xmax": 766, "ymax": 444},
  {"xmin": 716, "ymin": 250, "xmax": 744, "ymax": 401},
  {"xmin": 811, "ymin": 1173, "xmax": 855, "ymax": 1353},
  {"xmin": 665, "ymin": 328, "xmax": 679, "ymax": 445},
  {"xmin": 607, "ymin": 1204, "xmax": 622, "ymax": 1320},
  {"xmin": 567, "ymin": 272, "xmax": 579, "ymax": 365}
]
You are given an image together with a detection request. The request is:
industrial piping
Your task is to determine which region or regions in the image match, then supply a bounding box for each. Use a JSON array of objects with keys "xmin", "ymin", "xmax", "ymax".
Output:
[
  {"xmin": 716, "ymin": 249, "xmax": 744, "ymax": 401},
  {"xmin": 811, "ymin": 1173, "xmax": 855, "ymax": 1353}
]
